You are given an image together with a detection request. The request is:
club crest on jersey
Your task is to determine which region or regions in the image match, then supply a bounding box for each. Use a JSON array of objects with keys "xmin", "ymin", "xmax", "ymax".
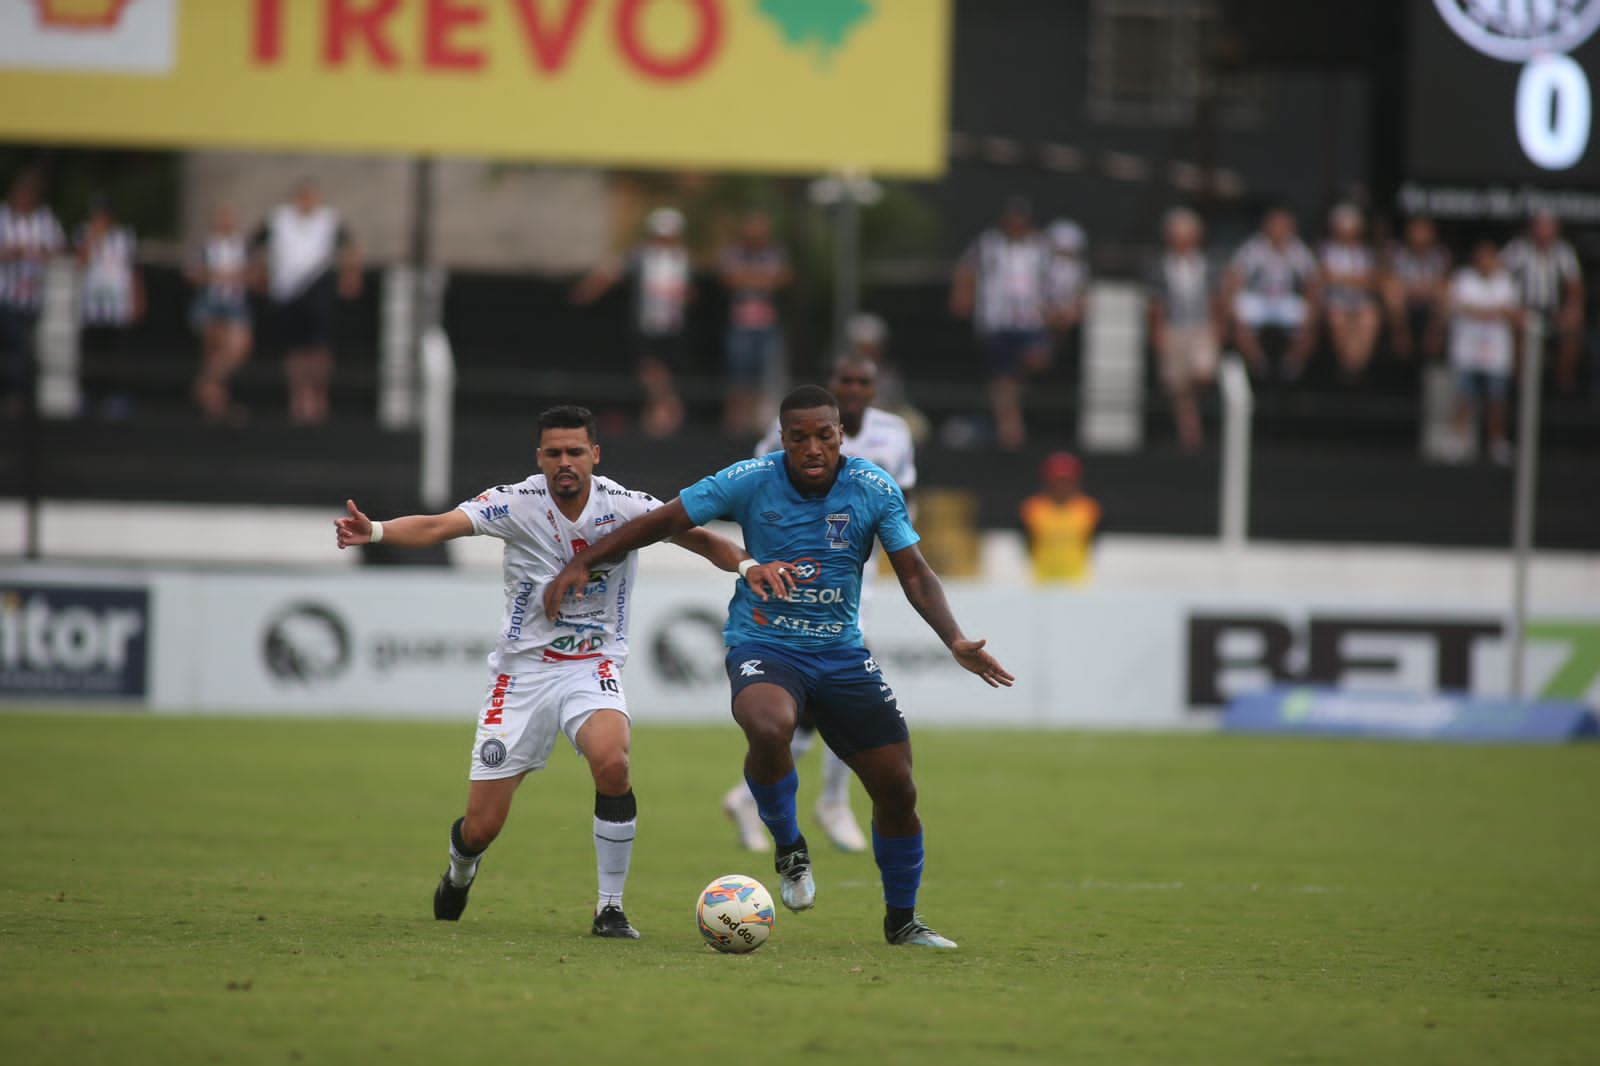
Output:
[{"xmin": 824, "ymin": 513, "xmax": 851, "ymax": 549}]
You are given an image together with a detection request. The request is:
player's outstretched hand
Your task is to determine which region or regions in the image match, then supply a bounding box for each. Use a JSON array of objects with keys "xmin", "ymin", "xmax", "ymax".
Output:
[
  {"xmin": 334, "ymin": 499, "xmax": 373, "ymax": 550},
  {"xmin": 951, "ymin": 638, "xmax": 1015, "ymax": 688},
  {"xmin": 542, "ymin": 559, "xmax": 588, "ymax": 622},
  {"xmin": 743, "ymin": 561, "xmax": 800, "ymax": 602}
]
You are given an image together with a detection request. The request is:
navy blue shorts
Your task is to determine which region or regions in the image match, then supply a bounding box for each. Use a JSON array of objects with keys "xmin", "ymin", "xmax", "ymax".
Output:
[{"xmin": 725, "ymin": 642, "xmax": 908, "ymax": 760}]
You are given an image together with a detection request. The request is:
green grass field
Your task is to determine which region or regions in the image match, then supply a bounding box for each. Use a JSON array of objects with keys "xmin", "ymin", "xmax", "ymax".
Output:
[{"xmin": 1, "ymin": 712, "xmax": 1596, "ymax": 1066}]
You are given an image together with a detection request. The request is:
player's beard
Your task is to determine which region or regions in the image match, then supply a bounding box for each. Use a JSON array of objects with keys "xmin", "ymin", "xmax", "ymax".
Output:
[{"xmin": 551, "ymin": 472, "xmax": 586, "ymax": 499}]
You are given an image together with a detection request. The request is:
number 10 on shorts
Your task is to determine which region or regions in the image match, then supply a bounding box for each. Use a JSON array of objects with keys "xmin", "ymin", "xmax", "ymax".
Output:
[{"xmin": 595, "ymin": 659, "xmax": 620, "ymax": 696}]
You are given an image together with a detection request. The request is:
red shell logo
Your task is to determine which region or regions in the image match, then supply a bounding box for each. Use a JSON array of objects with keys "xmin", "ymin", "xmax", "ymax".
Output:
[{"xmin": 34, "ymin": 0, "xmax": 132, "ymax": 30}]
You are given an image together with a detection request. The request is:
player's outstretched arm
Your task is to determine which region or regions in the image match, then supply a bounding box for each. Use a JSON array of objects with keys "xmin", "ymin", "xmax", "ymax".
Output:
[
  {"xmin": 541, "ymin": 498, "xmax": 695, "ymax": 620},
  {"xmin": 334, "ymin": 499, "xmax": 472, "ymax": 550},
  {"xmin": 668, "ymin": 528, "xmax": 798, "ymax": 602},
  {"xmin": 888, "ymin": 544, "xmax": 1015, "ymax": 689}
]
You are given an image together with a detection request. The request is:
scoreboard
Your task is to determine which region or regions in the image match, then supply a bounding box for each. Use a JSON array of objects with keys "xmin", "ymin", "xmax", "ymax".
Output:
[{"xmin": 1407, "ymin": 0, "xmax": 1600, "ymax": 185}]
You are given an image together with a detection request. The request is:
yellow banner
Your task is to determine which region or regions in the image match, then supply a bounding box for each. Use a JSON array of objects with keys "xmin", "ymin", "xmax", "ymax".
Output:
[{"xmin": 0, "ymin": 0, "xmax": 950, "ymax": 176}]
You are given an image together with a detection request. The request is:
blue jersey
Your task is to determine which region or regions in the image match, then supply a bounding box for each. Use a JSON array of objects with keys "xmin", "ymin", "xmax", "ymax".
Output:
[{"xmin": 679, "ymin": 455, "xmax": 920, "ymax": 650}]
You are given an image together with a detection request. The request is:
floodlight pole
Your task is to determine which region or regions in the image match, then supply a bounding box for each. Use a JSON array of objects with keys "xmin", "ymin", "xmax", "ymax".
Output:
[{"xmin": 1507, "ymin": 318, "xmax": 1543, "ymax": 702}]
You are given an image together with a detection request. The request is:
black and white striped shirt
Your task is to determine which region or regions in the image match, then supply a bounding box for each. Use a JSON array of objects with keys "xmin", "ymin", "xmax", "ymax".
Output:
[
  {"xmin": 77, "ymin": 224, "xmax": 137, "ymax": 326},
  {"xmin": 1501, "ymin": 237, "xmax": 1582, "ymax": 312},
  {"xmin": 0, "ymin": 205, "xmax": 65, "ymax": 311}
]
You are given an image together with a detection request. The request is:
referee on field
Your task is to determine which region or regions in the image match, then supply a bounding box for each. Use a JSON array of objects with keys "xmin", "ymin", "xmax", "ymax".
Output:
[{"xmin": 250, "ymin": 179, "xmax": 362, "ymax": 425}]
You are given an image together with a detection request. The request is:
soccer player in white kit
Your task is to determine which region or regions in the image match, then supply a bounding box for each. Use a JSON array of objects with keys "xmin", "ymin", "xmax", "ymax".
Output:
[
  {"xmin": 335, "ymin": 406, "xmax": 757, "ymax": 938},
  {"xmin": 722, "ymin": 353, "xmax": 918, "ymax": 853}
]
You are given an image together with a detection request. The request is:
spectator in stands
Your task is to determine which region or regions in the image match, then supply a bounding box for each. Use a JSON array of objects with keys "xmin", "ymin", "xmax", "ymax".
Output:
[
  {"xmin": 840, "ymin": 311, "xmax": 923, "ymax": 437},
  {"xmin": 1319, "ymin": 204, "xmax": 1380, "ymax": 380},
  {"xmin": 188, "ymin": 201, "xmax": 253, "ymax": 426},
  {"xmin": 75, "ymin": 195, "xmax": 144, "ymax": 419},
  {"xmin": 573, "ymin": 206, "xmax": 692, "ymax": 437},
  {"xmin": 1382, "ymin": 215, "xmax": 1450, "ymax": 363},
  {"xmin": 1226, "ymin": 206, "xmax": 1320, "ymax": 382},
  {"xmin": 951, "ymin": 196, "xmax": 1052, "ymax": 449},
  {"xmin": 0, "ymin": 169, "xmax": 64, "ymax": 415},
  {"xmin": 1148, "ymin": 208, "xmax": 1220, "ymax": 453},
  {"xmin": 718, "ymin": 210, "xmax": 791, "ymax": 435},
  {"xmin": 250, "ymin": 178, "xmax": 361, "ymax": 425},
  {"xmin": 1447, "ymin": 241, "xmax": 1521, "ymax": 466},
  {"xmin": 1019, "ymin": 452, "xmax": 1101, "ymax": 585},
  {"xmin": 1502, "ymin": 209, "xmax": 1585, "ymax": 393},
  {"xmin": 1045, "ymin": 219, "xmax": 1089, "ymax": 373}
]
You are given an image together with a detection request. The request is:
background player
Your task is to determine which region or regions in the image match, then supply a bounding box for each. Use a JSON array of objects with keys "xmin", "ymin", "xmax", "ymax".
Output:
[
  {"xmin": 543, "ymin": 386, "xmax": 1012, "ymax": 948},
  {"xmin": 720, "ymin": 353, "xmax": 918, "ymax": 853},
  {"xmin": 334, "ymin": 405, "xmax": 757, "ymax": 939}
]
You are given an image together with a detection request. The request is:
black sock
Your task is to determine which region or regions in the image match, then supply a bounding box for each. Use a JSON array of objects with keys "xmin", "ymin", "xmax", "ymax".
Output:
[
  {"xmin": 451, "ymin": 816, "xmax": 485, "ymax": 858},
  {"xmin": 776, "ymin": 834, "xmax": 808, "ymax": 860},
  {"xmin": 886, "ymin": 905, "xmax": 915, "ymax": 932},
  {"xmin": 594, "ymin": 789, "xmax": 637, "ymax": 823}
]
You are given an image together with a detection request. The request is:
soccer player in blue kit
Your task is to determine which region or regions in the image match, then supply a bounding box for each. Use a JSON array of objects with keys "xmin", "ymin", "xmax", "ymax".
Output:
[{"xmin": 543, "ymin": 385, "xmax": 1013, "ymax": 947}]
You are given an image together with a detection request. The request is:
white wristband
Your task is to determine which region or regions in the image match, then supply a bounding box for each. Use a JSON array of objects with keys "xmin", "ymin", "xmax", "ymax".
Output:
[
  {"xmin": 737, "ymin": 558, "xmax": 757, "ymax": 580},
  {"xmin": 369, "ymin": 520, "xmax": 384, "ymax": 544}
]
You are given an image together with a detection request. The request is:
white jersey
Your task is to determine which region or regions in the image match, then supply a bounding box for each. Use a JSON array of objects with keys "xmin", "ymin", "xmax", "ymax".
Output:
[
  {"xmin": 1448, "ymin": 268, "xmax": 1517, "ymax": 376},
  {"xmin": 755, "ymin": 406, "xmax": 917, "ymax": 490},
  {"xmin": 458, "ymin": 474, "xmax": 660, "ymax": 668}
]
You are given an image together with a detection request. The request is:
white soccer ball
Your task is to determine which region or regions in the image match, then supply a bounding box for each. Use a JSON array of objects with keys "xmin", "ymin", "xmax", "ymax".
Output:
[{"xmin": 696, "ymin": 874, "xmax": 775, "ymax": 954}]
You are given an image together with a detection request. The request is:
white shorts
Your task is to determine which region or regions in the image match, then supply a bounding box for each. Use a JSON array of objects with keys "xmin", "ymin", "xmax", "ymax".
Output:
[{"xmin": 468, "ymin": 656, "xmax": 630, "ymax": 780}]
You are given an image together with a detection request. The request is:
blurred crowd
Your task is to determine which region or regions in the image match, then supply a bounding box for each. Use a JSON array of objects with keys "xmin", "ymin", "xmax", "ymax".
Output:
[
  {"xmin": 1, "ymin": 163, "xmax": 1592, "ymax": 466},
  {"xmin": 952, "ymin": 196, "xmax": 1589, "ymax": 462}
]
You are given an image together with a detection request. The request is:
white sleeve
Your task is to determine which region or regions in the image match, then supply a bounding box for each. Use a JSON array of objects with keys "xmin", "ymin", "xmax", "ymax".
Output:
[
  {"xmin": 893, "ymin": 426, "xmax": 918, "ymax": 491},
  {"xmin": 614, "ymin": 488, "xmax": 662, "ymax": 523},
  {"xmin": 456, "ymin": 484, "xmax": 517, "ymax": 540},
  {"xmin": 1559, "ymin": 244, "xmax": 1582, "ymax": 282},
  {"xmin": 754, "ymin": 420, "xmax": 782, "ymax": 457}
]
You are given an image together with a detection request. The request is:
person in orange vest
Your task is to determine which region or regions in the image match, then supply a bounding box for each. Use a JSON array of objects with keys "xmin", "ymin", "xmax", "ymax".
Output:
[{"xmin": 1019, "ymin": 452, "xmax": 1101, "ymax": 584}]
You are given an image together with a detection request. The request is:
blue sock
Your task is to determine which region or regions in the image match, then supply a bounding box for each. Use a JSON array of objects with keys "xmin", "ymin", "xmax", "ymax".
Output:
[
  {"xmin": 744, "ymin": 769, "xmax": 801, "ymax": 847},
  {"xmin": 872, "ymin": 827, "xmax": 924, "ymax": 909}
]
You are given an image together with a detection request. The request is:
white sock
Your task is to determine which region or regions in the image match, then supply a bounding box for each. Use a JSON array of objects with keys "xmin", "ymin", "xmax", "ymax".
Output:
[
  {"xmin": 790, "ymin": 729, "xmax": 815, "ymax": 760},
  {"xmin": 448, "ymin": 819, "xmax": 483, "ymax": 888},
  {"xmin": 818, "ymin": 746, "xmax": 852, "ymax": 809},
  {"xmin": 594, "ymin": 815, "xmax": 636, "ymax": 911}
]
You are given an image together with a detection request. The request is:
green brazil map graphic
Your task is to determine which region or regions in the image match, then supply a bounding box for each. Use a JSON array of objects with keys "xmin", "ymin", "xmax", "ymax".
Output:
[{"xmin": 756, "ymin": 0, "xmax": 875, "ymax": 65}]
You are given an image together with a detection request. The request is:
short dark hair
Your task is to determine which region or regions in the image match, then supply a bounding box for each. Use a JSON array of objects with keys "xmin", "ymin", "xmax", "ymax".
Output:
[
  {"xmin": 779, "ymin": 385, "xmax": 839, "ymax": 418},
  {"xmin": 537, "ymin": 404, "xmax": 597, "ymax": 442}
]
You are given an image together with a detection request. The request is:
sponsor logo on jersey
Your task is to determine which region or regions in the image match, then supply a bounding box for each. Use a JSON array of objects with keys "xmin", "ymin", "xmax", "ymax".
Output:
[
  {"xmin": 727, "ymin": 458, "xmax": 773, "ymax": 481},
  {"xmin": 824, "ymin": 513, "xmax": 851, "ymax": 549},
  {"xmin": 594, "ymin": 513, "xmax": 616, "ymax": 527},
  {"xmin": 761, "ymin": 615, "xmax": 847, "ymax": 635},
  {"xmin": 761, "ymin": 511, "xmax": 783, "ymax": 523},
  {"xmin": 739, "ymin": 659, "xmax": 765, "ymax": 676},
  {"xmin": 777, "ymin": 586, "xmax": 848, "ymax": 605},
  {"xmin": 847, "ymin": 467, "xmax": 896, "ymax": 495},
  {"xmin": 787, "ymin": 557, "xmax": 822, "ymax": 583},
  {"xmin": 516, "ymin": 487, "xmax": 547, "ymax": 496},
  {"xmin": 478, "ymin": 738, "xmax": 508, "ymax": 769},
  {"xmin": 478, "ymin": 503, "xmax": 511, "ymax": 522},
  {"xmin": 552, "ymin": 633, "xmax": 604, "ymax": 655},
  {"xmin": 505, "ymin": 581, "xmax": 535, "ymax": 642}
]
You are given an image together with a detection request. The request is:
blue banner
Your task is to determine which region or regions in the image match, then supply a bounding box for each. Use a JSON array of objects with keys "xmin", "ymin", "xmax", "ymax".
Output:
[
  {"xmin": 1224, "ymin": 686, "xmax": 1598, "ymax": 743},
  {"xmin": 0, "ymin": 583, "xmax": 149, "ymax": 700}
]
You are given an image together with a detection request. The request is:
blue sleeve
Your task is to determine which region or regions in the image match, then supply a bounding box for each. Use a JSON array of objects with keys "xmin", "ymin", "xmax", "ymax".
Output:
[
  {"xmin": 679, "ymin": 458, "xmax": 770, "ymax": 526},
  {"xmin": 875, "ymin": 479, "xmax": 920, "ymax": 554}
]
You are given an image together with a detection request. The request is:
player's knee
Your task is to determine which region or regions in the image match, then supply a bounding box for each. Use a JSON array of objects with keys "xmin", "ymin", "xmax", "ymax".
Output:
[
  {"xmin": 742, "ymin": 714, "xmax": 793, "ymax": 755},
  {"xmin": 588, "ymin": 748, "xmax": 630, "ymax": 794},
  {"xmin": 873, "ymin": 773, "xmax": 917, "ymax": 817}
]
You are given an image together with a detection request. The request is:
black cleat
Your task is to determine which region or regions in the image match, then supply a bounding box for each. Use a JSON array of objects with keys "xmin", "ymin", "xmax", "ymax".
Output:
[
  {"xmin": 591, "ymin": 904, "xmax": 641, "ymax": 939},
  {"xmin": 434, "ymin": 870, "xmax": 471, "ymax": 921}
]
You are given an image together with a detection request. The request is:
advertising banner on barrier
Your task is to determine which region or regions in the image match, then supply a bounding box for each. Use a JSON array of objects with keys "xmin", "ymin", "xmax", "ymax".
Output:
[
  {"xmin": 1224, "ymin": 686, "xmax": 1598, "ymax": 744},
  {"xmin": 0, "ymin": 0, "xmax": 952, "ymax": 176},
  {"xmin": 0, "ymin": 581, "xmax": 149, "ymax": 700}
]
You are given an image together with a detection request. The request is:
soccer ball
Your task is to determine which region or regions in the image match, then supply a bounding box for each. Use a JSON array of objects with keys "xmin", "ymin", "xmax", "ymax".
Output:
[{"xmin": 696, "ymin": 874, "xmax": 775, "ymax": 954}]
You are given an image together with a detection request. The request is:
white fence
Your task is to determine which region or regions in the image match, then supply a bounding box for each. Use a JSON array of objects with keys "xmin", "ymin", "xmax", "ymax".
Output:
[{"xmin": 4, "ymin": 564, "xmax": 1597, "ymax": 723}]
